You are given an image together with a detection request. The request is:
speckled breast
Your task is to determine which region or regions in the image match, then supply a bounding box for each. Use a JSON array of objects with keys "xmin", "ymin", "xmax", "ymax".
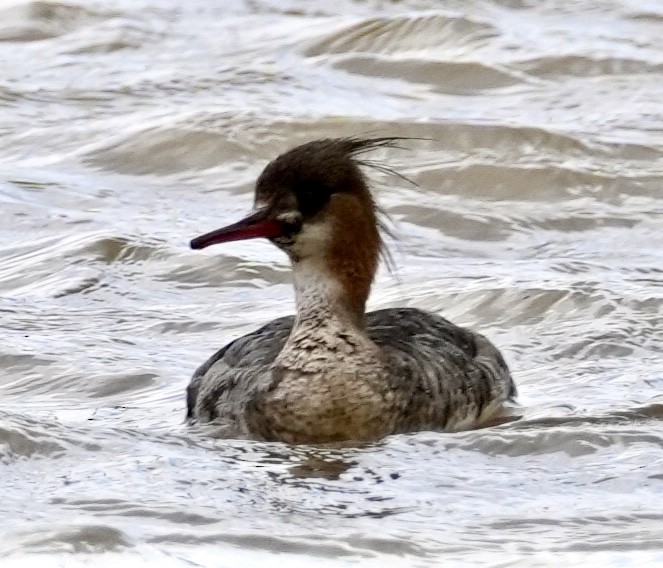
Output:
[{"xmin": 245, "ymin": 365, "xmax": 399, "ymax": 444}]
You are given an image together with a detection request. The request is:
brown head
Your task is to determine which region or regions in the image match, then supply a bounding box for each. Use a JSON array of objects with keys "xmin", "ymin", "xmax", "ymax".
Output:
[{"xmin": 191, "ymin": 137, "xmax": 397, "ymax": 323}]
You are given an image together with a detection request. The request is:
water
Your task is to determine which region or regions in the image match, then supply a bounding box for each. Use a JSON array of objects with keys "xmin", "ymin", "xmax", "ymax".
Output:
[{"xmin": 1, "ymin": 0, "xmax": 662, "ymax": 566}]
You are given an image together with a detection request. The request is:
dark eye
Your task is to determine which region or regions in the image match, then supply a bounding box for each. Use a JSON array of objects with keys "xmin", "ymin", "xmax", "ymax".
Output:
[{"xmin": 295, "ymin": 183, "xmax": 331, "ymax": 217}]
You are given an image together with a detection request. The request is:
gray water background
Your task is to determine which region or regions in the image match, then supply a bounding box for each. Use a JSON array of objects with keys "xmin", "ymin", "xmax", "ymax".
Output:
[{"xmin": 1, "ymin": 0, "xmax": 662, "ymax": 566}]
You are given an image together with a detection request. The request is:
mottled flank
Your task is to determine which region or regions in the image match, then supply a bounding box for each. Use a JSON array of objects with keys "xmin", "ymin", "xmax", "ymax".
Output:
[
  {"xmin": 187, "ymin": 138, "xmax": 516, "ymax": 443},
  {"xmin": 187, "ymin": 308, "xmax": 515, "ymax": 443}
]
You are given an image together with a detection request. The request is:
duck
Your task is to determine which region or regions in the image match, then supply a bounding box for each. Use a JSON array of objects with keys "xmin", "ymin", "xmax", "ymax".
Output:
[{"xmin": 186, "ymin": 137, "xmax": 516, "ymax": 443}]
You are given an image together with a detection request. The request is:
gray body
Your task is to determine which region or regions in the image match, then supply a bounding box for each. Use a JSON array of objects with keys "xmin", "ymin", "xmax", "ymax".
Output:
[{"xmin": 187, "ymin": 307, "xmax": 515, "ymax": 443}]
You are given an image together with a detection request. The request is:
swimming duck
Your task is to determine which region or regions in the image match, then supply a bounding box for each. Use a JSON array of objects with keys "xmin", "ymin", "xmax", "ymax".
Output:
[{"xmin": 187, "ymin": 138, "xmax": 515, "ymax": 443}]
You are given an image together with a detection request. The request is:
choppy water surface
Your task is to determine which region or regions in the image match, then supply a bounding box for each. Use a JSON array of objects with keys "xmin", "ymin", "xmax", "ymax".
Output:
[{"xmin": 1, "ymin": 0, "xmax": 662, "ymax": 566}]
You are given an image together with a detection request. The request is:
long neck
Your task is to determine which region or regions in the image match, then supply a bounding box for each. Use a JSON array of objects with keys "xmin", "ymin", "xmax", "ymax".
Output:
[
  {"xmin": 289, "ymin": 192, "xmax": 381, "ymax": 330},
  {"xmin": 291, "ymin": 257, "xmax": 371, "ymax": 330}
]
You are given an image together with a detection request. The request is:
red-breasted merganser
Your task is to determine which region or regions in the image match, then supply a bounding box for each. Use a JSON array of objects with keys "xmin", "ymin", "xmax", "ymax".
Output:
[{"xmin": 187, "ymin": 138, "xmax": 516, "ymax": 443}]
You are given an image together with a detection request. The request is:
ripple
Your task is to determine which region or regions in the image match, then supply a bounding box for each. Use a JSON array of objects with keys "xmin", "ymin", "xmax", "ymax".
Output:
[
  {"xmin": 87, "ymin": 372, "xmax": 158, "ymax": 399},
  {"xmin": 0, "ymin": 412, "xmax": 101, "ymax": 461},
  {"xmin": 305, "ymin": 13, "xmax": 498, "ymax": 56},
  {"xmin": 414, "ymin": 162, "xmax": 613, "ymax": 201},
  {"xmin": 453, "ymin": 423, "xmax": 663, "ymax": 458},
  {"xmin": 58, "ymin": 17, "xmax": 159, "ymax": 55},
  {"xmin": 82, "ymin": 124, "xmax": 247, "ymax": 176},
  {"xmin": 0, "ymin": 1, "xmax": 108, "ymax": 42},
  {"xmin": 0, "ymin": 232, "xmax": 160, "ymax": 297},
  {"xmin": 333, "ymin": 57, "xmax": 523, "ymax": 94},
  {"xmin": 520, "ymin": 55, "xmax": 663, "ymax": 78},
  {"xmin": 0, "ymin": 524, "xmax": 132, "ymax": 554},
  {"xmin": 390, "ymin": 204, "xmax": 512, "ymax": 240}
]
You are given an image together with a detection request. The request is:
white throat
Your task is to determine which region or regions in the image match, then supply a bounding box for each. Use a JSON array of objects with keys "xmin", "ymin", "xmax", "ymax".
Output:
[{"xmin": 292, "ymin": 259, "xmax": 351, "ymax": 325}]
